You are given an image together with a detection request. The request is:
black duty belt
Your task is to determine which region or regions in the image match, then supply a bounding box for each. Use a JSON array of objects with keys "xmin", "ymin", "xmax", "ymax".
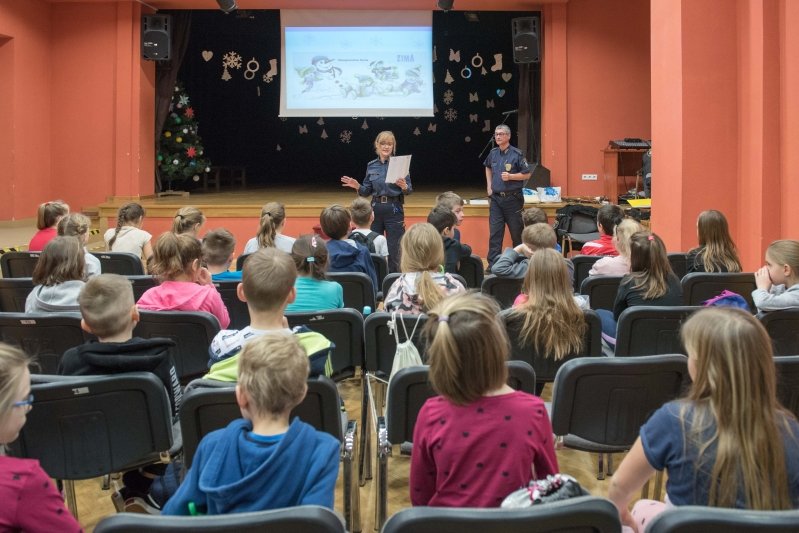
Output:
[
  {"xmin": 494, "ymin": 191, "xmax": 521, "ymax": 197},
  {"xmin": 375, "ymin": 195, "xmax": 403, "ymax": 204}
]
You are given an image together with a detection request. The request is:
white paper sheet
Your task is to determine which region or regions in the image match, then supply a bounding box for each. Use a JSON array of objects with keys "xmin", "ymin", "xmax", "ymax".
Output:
[{"xmin": 386, "ymin": 155, "xmax": 412, "ymax": 184}]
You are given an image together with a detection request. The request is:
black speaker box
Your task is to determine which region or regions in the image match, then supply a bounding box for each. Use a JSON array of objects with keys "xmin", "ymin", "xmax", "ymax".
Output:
[
  {"xmin": 527, "ymin": 163, "xmax": 550, "ymax": 189},
  {"xmin": 142, "ymin": 14, "xmax": 171, "ymax": 61},
  {"xmin": 512, "ymin": 17, "xmax": 540, "ymax": 64}
]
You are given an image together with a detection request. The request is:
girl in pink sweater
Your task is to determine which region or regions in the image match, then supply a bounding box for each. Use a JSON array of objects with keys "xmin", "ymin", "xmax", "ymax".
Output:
[{"xmin": 137, "ymin": 232, "xmax": 229, "ymax": 328}]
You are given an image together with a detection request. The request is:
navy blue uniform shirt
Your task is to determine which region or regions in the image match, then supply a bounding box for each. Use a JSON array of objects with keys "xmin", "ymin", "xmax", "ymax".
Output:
[
  {"xmin": 358, "ymin": 157, "xmax": 413, "ymax": 198},
  {"xmin": 483, "ymin": 146, "xmax": 530, "ymax": 193}
]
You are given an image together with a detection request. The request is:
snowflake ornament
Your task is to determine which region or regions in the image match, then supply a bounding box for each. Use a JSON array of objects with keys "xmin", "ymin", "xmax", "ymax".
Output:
[
  {"xmin": 179, "ymin": 95, "xmax": 190, "ymax": 106},
  {"xmin": 340, "ymin": 130, "xmax": 353, "ymax": 144},
  {"xmin": 184, "ymin": 107, "xmax": 195, "ymax": 119},
  {"xmin": 443, "ymin": 90, "xmax": 454, "ymax": 105},
  {"xmin": 443, "ymin": 108, "xmax": 458, "ymax": 122},
  {"xmin": 223, "ymin": 51, "xmax": 243, "ymax": 69},
  {"xmin": 186, "ymin": 146, "xmax": 197, "ymax": 158}
]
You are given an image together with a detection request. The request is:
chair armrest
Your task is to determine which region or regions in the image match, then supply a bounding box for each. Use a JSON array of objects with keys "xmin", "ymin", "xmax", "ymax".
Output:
[
  {"xmin": 377, "ymin": 416, "xmax": 392, "ymax": 459},
  {"xmin": 342, "ymin": 420, "xmax": 357, "ymax": 461}
]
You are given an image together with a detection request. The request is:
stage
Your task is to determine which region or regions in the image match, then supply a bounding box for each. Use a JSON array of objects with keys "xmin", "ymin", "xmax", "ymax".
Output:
[{"xmin": 97, "ymin": 185, "xmax": 575, "ymax": 258}]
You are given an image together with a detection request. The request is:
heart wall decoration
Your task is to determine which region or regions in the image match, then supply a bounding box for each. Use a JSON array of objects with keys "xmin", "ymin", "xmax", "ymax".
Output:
[{"xmin": 202, "ymin": 50, "xmax": 213, "ymax": 62}]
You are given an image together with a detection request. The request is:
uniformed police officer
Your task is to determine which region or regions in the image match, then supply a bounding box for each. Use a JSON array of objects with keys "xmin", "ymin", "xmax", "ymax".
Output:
[
  {"xmin": 341, "ymin": 130, "xmax": 411, "ymax": 272},
  {"xmin": 484, "ymin": 124, "xmax": 531, "ymax": 268}
]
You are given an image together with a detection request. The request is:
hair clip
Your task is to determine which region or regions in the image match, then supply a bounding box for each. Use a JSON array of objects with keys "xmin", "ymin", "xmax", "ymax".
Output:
[
  {"xmin": 438, "ymin": 315, "xmax": 449, "ymax": 323},
  {"xmin": 306, "ymin": 256, "xmax": 315, "ymax": 263},
  {"xmin": 311, "ymin": 236, "xmax": 318, "ymax": 248},
  {"xmin": 647, "ymin": 235, "xmax": 654, "ymax": 241}
]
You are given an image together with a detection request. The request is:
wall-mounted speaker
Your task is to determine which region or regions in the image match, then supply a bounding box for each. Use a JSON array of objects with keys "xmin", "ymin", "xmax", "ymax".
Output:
[
  {"xmin": 142, "ymin": 14, "xmax": 171, "ymax": 61},
  {"xmin": 512, "ymin": 17, "xmax": 539, "ymax": 64}
]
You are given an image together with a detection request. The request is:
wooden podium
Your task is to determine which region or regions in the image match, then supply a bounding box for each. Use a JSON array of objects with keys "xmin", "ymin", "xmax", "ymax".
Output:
[{"xmin": 602, "ymin": 147, "xmax": 647, "ymax": 203}]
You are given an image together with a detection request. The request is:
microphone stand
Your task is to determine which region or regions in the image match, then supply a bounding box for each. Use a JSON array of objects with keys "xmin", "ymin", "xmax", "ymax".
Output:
[{"xmin": 478, "ymin": 109, "xmax": 517, "ymax": 160}]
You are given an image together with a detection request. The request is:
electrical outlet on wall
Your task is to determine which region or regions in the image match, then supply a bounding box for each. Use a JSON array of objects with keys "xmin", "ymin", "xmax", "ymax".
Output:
[{"xmin": 582, "ymin": 173, "xmax": 598, "ymax": 181}]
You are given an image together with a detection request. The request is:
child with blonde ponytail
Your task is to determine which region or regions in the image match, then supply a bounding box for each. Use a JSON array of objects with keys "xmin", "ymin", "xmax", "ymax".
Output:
[
  {"xmin": 384, "ymin": 223, "xmax": 465, "ymax": 314},
  {"xmin": 171, "ymin": 206, "xmax": 205, "ymax": 238},
  {"xmin": 243, "ymin": 202, "xmax": 295, "ymax": 254}
]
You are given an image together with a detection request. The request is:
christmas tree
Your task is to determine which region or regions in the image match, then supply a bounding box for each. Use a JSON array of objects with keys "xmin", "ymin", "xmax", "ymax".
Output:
[{"xmin": 157, "ymin": 82, "xmax": 211, "ymax": 191}]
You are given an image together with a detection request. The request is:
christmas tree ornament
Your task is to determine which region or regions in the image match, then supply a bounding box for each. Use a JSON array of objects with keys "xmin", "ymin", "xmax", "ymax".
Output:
[
  {"xmin": 176, "ymin": 137, "xmax": 183, "ymax": 143},
  {"xmin": 164, "ymin": 131, "xmax": 172, "ymax": 138}
]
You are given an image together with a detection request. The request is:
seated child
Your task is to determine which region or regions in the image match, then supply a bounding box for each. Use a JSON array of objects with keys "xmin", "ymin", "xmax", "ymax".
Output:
[
  {"xmin": 580, "ymin": 203, "xmax": 624, "ymax": 256},
  {"xmin": 58, "ymin": 212, "xmax": 101, "ymax": 278},
  {"xmin": 348, "ymin": 197, "xmax": 388, "ymax": 258},
  {"xmin": 137, "ymin": 232, "xmax": 230, "ymax": 329},
  {"xmin": 205, "ymin": 247, "xmax": 333, "ymax": 382},
  {"xmin": 243, "ymin": 202, "xmax": 296, "ymax": 255},
  {"xmin": 25, "ymin": 236, "xmax": 86, "ymax": 313},
  {"xmin": 522, "ymin": 207, "xmax": 562, "ymax": 253},
  {"xmin": 58, "ymin": 273, "xmax": 183, "ymax": 513},
  {"xmin": 753, "ymin": 239, "xmax": 799, "ymax": 312},
  {"xmin": 202, "ymin": 228, "xmax": 242, "ymax": 282},
  {"xmin": 435, "ymin": 191, "xmax": 465, "ymax": 242},
  {"xmin": 320, "ymin": 204, "xmax": 378, "ymax": 291},
  {"xmin": 427, "ymin": 205, "xmax": 471, "ymax": 274},
  {"xmin": 28, "ymin": 200, "xmax": 69, "ymax": 251},
  {"xmin": 162, "ymin": 333, "xmax": 340, "ymax": 515},
  {"xmin": 286, "ymin": 235, "xmax": 344, "ymax": 313},
  {"xmin": 491, "ymin": 223, "xmax": 574, "ymax": 284},
  {"xmin": 588, "ymin": 218, "xmax": 643, "ymax": 277},
  {"xmin": 105, "ymin": 202, "xmax": 153, "ymax": 263},
  {"xmin": 172, "ymin": 206, "xmax": 205, "ymax": 238}
]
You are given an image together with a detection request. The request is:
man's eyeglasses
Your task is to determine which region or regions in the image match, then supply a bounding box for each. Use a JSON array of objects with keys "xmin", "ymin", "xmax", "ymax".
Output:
[
  {"xmin": 12, "ymin": 394, "xmax": 34, "ymax": 409},
  {"xmin": 494, "ymin": 132, "xmax": 509, "ymax": 137}
]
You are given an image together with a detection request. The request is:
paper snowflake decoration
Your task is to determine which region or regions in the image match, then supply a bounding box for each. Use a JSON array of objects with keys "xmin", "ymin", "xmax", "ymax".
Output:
[
  {"xmin": 262, "ymin": 73, "xmax": 274, "ymax": 83},
  {"xmin": 223, "ymin": 51, "xmax": 243, "ymax": 69},
  {"xmin": 339, "ymin": 130, "xmax": 353, "ymax": 144},
  {"xmin": 179, "ymin": 95, "xmax": 190, "ymax": 106},
  {"xmin": 443, "ymin": 89, "xmax": 454, "ymax": 105},
  {"xmin": 444, "ymin": 108, "xmax": 458, "ymax": 122},
  {"xmin": 186, "ymin": 146, "xmax": 197, "ymax": 158}
]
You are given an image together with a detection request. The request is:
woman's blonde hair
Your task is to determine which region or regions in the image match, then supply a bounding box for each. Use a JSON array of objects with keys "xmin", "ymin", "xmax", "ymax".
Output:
[
  {"xmin": 149, "ymin": 232, "xmax": 202, "ymax": 281},
  {"xmin": 694, "ymin": 210, "xmax": 742, "ymax": 272},
  {"xmin": 0, "ymin": 343, "xmax": 30, "ymax": 445},
  {"xmin": 628, "ymin": 231, "xmax": 675, "ymax": 300},
  {"xmin": 766, "ymin": 240, "xmax": 799, "ymax": 281},
  {"xmin": 172, "ymin": 206, "xmax": 205, "ymax": 235},
  {"xmin": 514, "ymin": 248, "xmax": 586, "ymax": 360},
  {"xmin": 36, "ymin": 200, "xmax": 69, "ymax": 230},
  {"xmin": 680, "ymin": 307, "xmax": 797, "ymax": 509},
  {"xmin": 57, "ymin": 213, "xmax": 91, "ymax": 242},
  {"xmin": 31, "ymin": 236, "xmax": 85, "ymax": 286},
  {"xmin": 373, "ymin": 131, "xmax": 396, "ymax": 157},
  {"xmin": 424, "ymin": 293, "xmax": 509, "ymax": 405},
  {"xmin": 612, "ymin": 219, "xmax": 644, "ymax": 258},
  {"xmin": 256, "ymin": 202, "xmax": 287, "ymax": 249},
  {"xmin": 400, "ymin": 223, "xmax": 446, "ymax": 312}
]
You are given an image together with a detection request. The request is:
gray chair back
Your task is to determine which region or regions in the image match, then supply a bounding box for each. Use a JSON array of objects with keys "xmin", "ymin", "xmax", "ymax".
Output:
[
  {"xmin": 481, "ymin": 275, "xmax": 523, "ymax": 309},
  {"xmin": 0, "ymin": 312, "xmax": 88, "ymax": 374},
  {"xmin": 235, "ymin": 253, "xmax": 251, "ymax": 272},
  {"xmin": 126, "ymin": 275, "xmax": 158, "ymax": 301},
  {"xmin": 759, "ymin": 309, "xmax": 799, "ymax": 356},
  {"xmin": 364, "ymin": 312, "xmax": 428, "ymax": 377},
  {"xmin": 614, "ymin": 306, "xmax": 701, "ymax": 357},
  {"xmin": 326, "ymin": 271, "xmax": 376, "ymax": 312},
  {"xmin": 775, "ymin": 355, "xmax": 799, "ymax": 420},
  {"xmin": 371, "ymin": 253, "xmax": 389, "ymax": 295},
  {"xmin": 90, "ymin": 252, "xmax": 144, "ymax": 275},
  {"xmin": 571, "ymin": 255, "xmax": 604, "ymax": 292},
  {"xmin": 286, "ymin": 308, "xmax": 364, "ymax": 379},
  {"xmin": 681, "ymin": 272, "xmax": 756, "ymax": 312},
  {"xmin": 94, "ymin": 505, "xmax": 346, "ymax": 533},
  {"xmin": 646, "ymin": 506, "xmax": 799, "ymax": 533},
  {"xmin": 668, "ymin": 252, "xmax": 688, "ymax": 279},
  {"xmin": 382, "ymin": 496, "xmax": 620, "ymax": 533},
  {"xmin": 0, "ymin": 251, "xmax": 40, "ymax": 278},
  {"xmin": 456, "ymin": 254, "xmax": 485, "ymax": 288},
  {"xmin": 580, "ymin": 275, "xmax": 624, "ymax": 310},
  {"xmin": 0, "ymin": 277, "xmax": 34, "ymax": 312},
  {"xmin": 133, "ymin": 310, "xmax": 220, "ymax": 383},
  {"xmin": 213, "ymin": 279, "xmax": 250, "ymax": 330}
]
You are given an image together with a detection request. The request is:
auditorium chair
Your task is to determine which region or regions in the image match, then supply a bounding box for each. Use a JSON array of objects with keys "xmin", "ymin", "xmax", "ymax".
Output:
[
  {"xmin": 667, "ymin": 252, "xmax": 688, "ymax": 279},
  {"xmin": 285, "ymin": 307, "xmax": 364, "ymax": 380},
  {"xmin": 126, "ymin": 274, "xmax": 158, "ymax": 302},
  {"xmin": 94, "ymin": 505, "xmax": 346, "ymax": 533},
  {"xmin": 0, "ymin": 312, "xmax": 89, "ymax": 374},
  {"xmin": 646, "ymin": 506, "xmax": 799, "ymax": 533},
  {"xmin": 9, "ymin": 373, "xmax": 175, "ymax": 519},
  {"xmin": 382, "ymin": 496, "xmax": 620, "ymax": 533},
  {"xmin": 0, "ymin": 277, "xmax": 34, "ymax": 312},
  {"xmin": 758, "ymin": 308, "xmax": 799, "ymax": 356},
  {"xmin": 480, "ymin": 275, "xmax": 523, "ymax": 309},
  {"xmin": 326, "ymin": 271, "xmax": 376, "ymax": 312},
  {"xmin": 550, "ymin": 354, "xmax": 689, "ymax": 480},
  {"xmin": 775, "ymin": 356, "xmax": 799, "ymax": 420},
  {"xmin": 235, "ymin": 253, "xmax": 251, "ymax": 271},
  {"xmin": 456, "ymin": 254, "xmax": 485, "ymax": 288},
  {"xmin": 213, "ymin": 279, "xmax": 250, "ymax": 330},
  {"xmin": 133, "ymin": 310, "xmax": 220, "ymax": 383},
  {"xmin": 370, "ymin": 253, "xmax": 389, "ymax": 298},
  {"xmin": 501, "ymin": 307, "xmax": 602, "ymax": 394},
  {"xmin": 0, "ymin": 251, "xmax": 40, "ymax": 278},
  {"xmin": 374, "ymin": 362, "xmax": 536, "ymax": 529},
  {"xmin": 90, "ymin": 251, "xmax": 145, "ymax": 275},
  {"xmin": 178, "ymin": 377, "xmax": 360, "ymax": 532},
  {"xmin": 382, "ymin": 272, "xmax": 468, "ymax": 300},
  {"xmin": 571, "ymin": 254, "xmax": 603, "ymax": 292},
  {"xmin": 681, "ymin": 272, "xmax": 757, "ymax": 312},
  {"xmin": 613, "ymin": 306, "xmax": 701, "ymax": 357},
  {"xmin": 579, "ymin": 275, "xmax": 624, "ymax": 311}
]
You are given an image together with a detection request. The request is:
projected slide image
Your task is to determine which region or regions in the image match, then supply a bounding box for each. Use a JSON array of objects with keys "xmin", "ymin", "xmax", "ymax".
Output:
[{"xmin": 285, "ymin": 27, "xmax": 433, "ymax": 113}]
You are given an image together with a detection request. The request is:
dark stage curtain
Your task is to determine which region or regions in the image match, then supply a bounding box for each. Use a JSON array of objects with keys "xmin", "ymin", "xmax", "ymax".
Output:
[
  {"xmin": 154, "ymin": 11, "xmax": 193, "ymax": 192},
  {"xmin": 517, "ymin": 62, "xmax": 540, "ymax": 165}
]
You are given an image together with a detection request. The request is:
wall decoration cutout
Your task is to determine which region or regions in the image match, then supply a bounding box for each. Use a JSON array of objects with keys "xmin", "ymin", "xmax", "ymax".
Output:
[
  {"xmin": 481, "ymin": 66, "xmax": 487, "ymax": 76},
  {"xmin": 444, "ymin": 70, "xmax": 454, "ymax": 84},
  {"xmin": 482, "ymin": 120, "xmax": 491, "ymax": 132},
  {"xmin": 502, "ymin": 72, "xmax": 512, "ymax": 82},
  {"xmin": 496, "ymin": 89, "xmax": 506, "ymax": 97},
  {"xmin": 469, "ymin": 113, "xmax": 478, "ymax": 123},
  {"xmin": 449, "ymin": 49, "xmax": 461, "ymax": 62},
  {"xmin": 276, "ymin": 144, "xmax": 281, "ymax": 151},
  {"xmin": 486, "ymin": 99, "xmax": 495, "ymax": 108},
  {"xmin": 490, "ymin": 53, "xmax": 503, "ymax": 72},
  {"xmin": 444, "ymin": 108, "xmax": 458, "ymax": 122},
  {"xmin": 321, "ymin": 129, "xmax": 328, "ymax": 139},
  {"xmin": 340, "ymin": 130, "xmax": 353, "ymax": 143},
  {"xmin": 361, "ymin": 119, "xmax": 369, "ymax": 130},
  {"xmin": 202, "ymin": 50, "xmax": 213, "ymax": 62},
  {"xmin": 317, "ymin": 117, "xmax": 325, "ymax": 126},
  {"xmin": 469, "ymin": 92, "xmax": 478, "ymax": 102},
  {"xmin": 413, "ymin": 127, "xmax": 421, "ymax": 136},
  {"xmin": 244, "ymin": 58, "xmax": 259, "ymax": 80},
  {"xmin": 443, "ymin": 89, "xmax": 454, "ymax": 105},
  {"xmin": 428, "ymin": 123, "xmax": 437, "ymax": 132},
  {"xmin": 263, "ymin": 59, "xmax": 277, "ymax": 83},
  {"xmin": 465, "ymin": 136, "xmax": 471, "ymax": 142},
  {"xmin": 298, "ymin": 125, "xmax": 308, "ymax": 134}
]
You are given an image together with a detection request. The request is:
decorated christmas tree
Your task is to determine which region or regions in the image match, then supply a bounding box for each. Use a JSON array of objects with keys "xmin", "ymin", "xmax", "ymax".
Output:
[{"xmin": 157, "ymin": 82, "xmax": 211, "ymax": 191}]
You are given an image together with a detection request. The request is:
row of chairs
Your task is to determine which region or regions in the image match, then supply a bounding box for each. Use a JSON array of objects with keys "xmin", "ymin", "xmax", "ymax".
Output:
[
  {"xmin": 91, "ymin": 500, "xmax": 799, "ymax": 533},
  {"xmin": 1, "ymin": 251, "xmax": 145, "ymax": 277},
  {"xmin": 572, "ymin": 252, "xmax": 690, "ymax": 292}
]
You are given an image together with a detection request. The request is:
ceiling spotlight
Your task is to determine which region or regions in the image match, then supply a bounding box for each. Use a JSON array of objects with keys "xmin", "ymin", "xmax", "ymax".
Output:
[
  {"xmin": 217, "ymin": 0, "xmax": 237, "ymax": 13},
  {"xmin": 437, "ymin": 0, "xmax": 454, "ymax": 12}
]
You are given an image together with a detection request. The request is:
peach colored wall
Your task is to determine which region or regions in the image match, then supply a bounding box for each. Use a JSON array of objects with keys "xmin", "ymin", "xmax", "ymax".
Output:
[
  {"xmin": 561, "ymin": 0, "xmax": 651, "ymax": 197},
  {"xmin": 781, "ymin": 0, "xmax": 799, "ymax": 236},
  {"xmin": 0, "ymin": 0, "xmax": 52, "ymax": 221}
]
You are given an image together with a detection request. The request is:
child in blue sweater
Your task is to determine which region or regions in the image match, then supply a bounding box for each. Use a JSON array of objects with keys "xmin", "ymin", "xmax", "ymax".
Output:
[{"xmin": 163, "ymin": 333, "xmax": 340, "ymax": 515}]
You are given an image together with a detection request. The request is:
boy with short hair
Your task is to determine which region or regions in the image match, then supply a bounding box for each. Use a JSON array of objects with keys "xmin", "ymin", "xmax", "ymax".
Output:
[
  {"xmin": 435, "ymin": 191, "xmax": 465, "ymax": 242},
  {"xmin": 162, "ymin": 333, "xmax": 340, "ymax": 515},
  {"xmin": 522, "ymin": 207, "xmax": 548, "ymax": 227},
  {"xmin": 204, "ymin": 247, "xmax": 333, "ymax": 382},
  {"xmin": 427, "ymin": 205, "xmax": 471, "ymax": 273},
  {"xmin": 58, "ymin": 273, "xmax": 182, "ymax": 513},
  {"xmin": 348, "ymin": 197, "xmax": 389, "ymax": 258},
  {"xmin": 491, "ymin": 223, "xmax": 574, "ymax": 283},
  {"xmin": 581, "ymin": 203, "xmax": 624, "ymax": 256},
  {"xmin": 320, "ymin": 204, "xmax": 378, "ymax": 289},
  {"xmin": 202, "ymin": 228, "xmax": 242, "ymax": 281}
]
